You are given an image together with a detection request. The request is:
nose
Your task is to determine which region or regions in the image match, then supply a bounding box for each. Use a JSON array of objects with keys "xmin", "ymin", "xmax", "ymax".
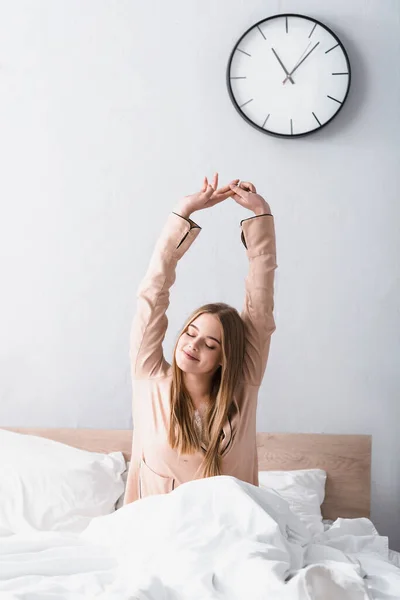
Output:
[{"xmin": 188, "ymin": 340, "xmax": 200, "ymax": 353}]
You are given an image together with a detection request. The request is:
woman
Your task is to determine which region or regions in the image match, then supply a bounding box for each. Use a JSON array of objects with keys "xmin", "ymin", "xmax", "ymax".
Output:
[{"xmin": 124, "ymin": 174, "xmax": 277, "ymax": 504}]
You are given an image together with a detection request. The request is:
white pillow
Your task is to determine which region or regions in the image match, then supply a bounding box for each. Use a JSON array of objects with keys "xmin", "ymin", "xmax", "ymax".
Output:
[
  {"xmin": 258, "ymin": 469, "xmax": 327, "ymax": 536},
  {"xmin": 0, "ymin": 428, "xmax": 126, "ymax": 535},
  {"xmin": 116, "ymin": 461, "xmax": 130, "ymax": 510}
]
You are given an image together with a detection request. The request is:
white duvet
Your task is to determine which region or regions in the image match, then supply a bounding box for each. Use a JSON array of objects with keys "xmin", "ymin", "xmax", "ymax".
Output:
[{"xmin": 0, "ymin": 476, "xmax": 399, "ymax": 599}]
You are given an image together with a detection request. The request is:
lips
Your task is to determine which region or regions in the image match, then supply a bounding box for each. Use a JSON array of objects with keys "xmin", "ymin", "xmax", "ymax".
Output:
[{"xmin": 183, "ymin": 350, "xmax": 199, "ymax": 361}]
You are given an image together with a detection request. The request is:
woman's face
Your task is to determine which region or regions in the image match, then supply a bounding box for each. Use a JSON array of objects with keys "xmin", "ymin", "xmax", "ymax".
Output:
[{"xmin": 175, "ymin": 313, "xmax": 223, "ymax": 375}]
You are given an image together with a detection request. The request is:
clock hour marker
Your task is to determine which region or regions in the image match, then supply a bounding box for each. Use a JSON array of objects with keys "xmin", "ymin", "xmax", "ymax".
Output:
[
  {"xmin": 262, "ymin": 114, "xmax": 270, "ymax": 128},
  {"xmin": 290, "ymin": 119, "xmax": 293, "ymax": 135},
  {"xmin": 240, "ymin": 99, "xmax": 253, "ymax": 108},
  {"xmin": 237, "ymin": 48, "xmax": 251, "ymax": 57},
  {"xmin": 325, "ymin": 43, "xmax": 339, "ymax": 54},
  {"xmin": 332, "ymin": 72, "xmax": 349, "ymax": 75},
  {"xmin": 312, "ymin": 112, "xmax": 322, "ymax": 126},
  {"xmin": 327, "ymin": 95, "xmax": 342, "ymax": 104},
  {"xmin": 285, "ymin": 17, "xmax": 288, "ymax": 33},
  {"xmin": 257, "ymin": 25, "xmax": 266, "ymax": 40},
  {"xmin": 230, "ymin": 76, "xmax": 247, "ymax": 79},
  {"xmin": 308, "ymin": 23, "xmax": 317, "ymax": 38}
]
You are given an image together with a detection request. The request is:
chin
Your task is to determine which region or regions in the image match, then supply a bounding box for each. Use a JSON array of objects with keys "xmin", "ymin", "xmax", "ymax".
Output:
[{"xmin": 177, "ymin": 363, "xmax": 199, "ymax": 374}]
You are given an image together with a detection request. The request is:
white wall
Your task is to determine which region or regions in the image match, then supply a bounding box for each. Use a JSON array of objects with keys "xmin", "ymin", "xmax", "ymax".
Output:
[{"xmin": 0, "ymin": 0, "xmax": 399, "ymax": 549}]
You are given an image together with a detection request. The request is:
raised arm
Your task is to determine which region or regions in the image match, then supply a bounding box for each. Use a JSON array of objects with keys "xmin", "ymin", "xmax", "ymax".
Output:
[
  {"xmin": 130, "ymin": 173, "xmax": 237, "ymax": 380},
  {"xmin": 129, "ymin": 212, "xmax": 201, "ymax": 379},
  {"xmin": 230, "ymin": 182, "xmax": 277, "ymax": 386},
  {"xmin": 240, "ymin": 213, "xmax": 277, "ymax": 385}
]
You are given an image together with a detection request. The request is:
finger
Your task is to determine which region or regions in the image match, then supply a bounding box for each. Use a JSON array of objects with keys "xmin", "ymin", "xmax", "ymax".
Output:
[
  {"xmin": 229, "ymin": 183, "xmax": 250, "ymax": 199},
  {"xmin": 212, "ymin": 172, "xmax": 218, "ymax": 190},
  {"xmin": 203, "ymin": 183, "xmax": 215, "ymax": 198},
  {"xmin": 217, "ymin": 180, "xmax": 239, "ymax": 194},
  {"xmin": 239, "ymin": 181, "xmax": 256, "ymax": 193},
  {"xmin": 213, "ymin": 179, "xmax": 239, "ymax": 197},
  {"xmin": 201, "ymin": 176, "xmax": 208, "ymax": 192},
  {"xmin": 214, "ymin": 191, "xmax": 234, "ymax": 202}
]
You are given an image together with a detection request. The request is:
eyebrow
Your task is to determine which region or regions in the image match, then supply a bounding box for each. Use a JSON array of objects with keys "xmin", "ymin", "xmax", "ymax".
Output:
[{"xmin": 188, "ymin": 323, "xmax": 221, "ymax": 345}]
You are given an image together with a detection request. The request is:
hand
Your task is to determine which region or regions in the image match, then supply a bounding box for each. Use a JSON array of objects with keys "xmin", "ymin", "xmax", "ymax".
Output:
[
  {"xmin": 229, "ymin": 181, "xmax": 271, "ymax": 215},
  {"xmin": 282, "ymin": 41, "xmax": 320, "ymax": 85},
  {"xmin": 271, "ymin": 48, "xmax": 295, "ymax": 85},
  {"xmin": 281, "ymin": 41, "xmax": 312, "ymax": 85},
  {"xmin": 174, "ymin": 173, "xmax": 240, "ymax": 217}
]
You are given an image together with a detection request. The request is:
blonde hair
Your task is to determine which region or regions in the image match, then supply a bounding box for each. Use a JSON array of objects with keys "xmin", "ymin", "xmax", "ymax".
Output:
[{"xmin": 168, "ymin": 303, "xmax": 246, "ymax": 478}]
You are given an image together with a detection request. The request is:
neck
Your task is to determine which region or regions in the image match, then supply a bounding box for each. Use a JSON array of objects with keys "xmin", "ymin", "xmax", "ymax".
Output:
[{"xmin": 182, "ymin": 371, "xmax": 213, "ymax": 409}]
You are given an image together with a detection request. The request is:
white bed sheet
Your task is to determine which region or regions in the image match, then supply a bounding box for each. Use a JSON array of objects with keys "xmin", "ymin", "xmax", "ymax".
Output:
[
  {"xmin": 388, "ymin": 549, "xmax": 400, "ymax": 569},
  {"xmin": 1, "ymin": 476, "xmax": 399, "ymax": 600},
  {"xmin": 323, "ymin": 519, "xmax": 400, "ymax": 570}
]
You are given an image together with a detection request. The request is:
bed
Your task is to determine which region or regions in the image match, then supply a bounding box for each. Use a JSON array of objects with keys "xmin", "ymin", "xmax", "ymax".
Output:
[
  {"xmin": 3, "ymin": 428, "xmax": 371, "ymax": 519},
  {"xmin": 1, "ymin": 427, "xmax": 399, "ymax": 599}
]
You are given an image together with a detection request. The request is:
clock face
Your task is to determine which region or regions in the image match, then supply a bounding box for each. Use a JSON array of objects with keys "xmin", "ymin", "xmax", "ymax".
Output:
[{"xmin": 226, "ymin": 14, "xmax": 351, "ymax": 138}]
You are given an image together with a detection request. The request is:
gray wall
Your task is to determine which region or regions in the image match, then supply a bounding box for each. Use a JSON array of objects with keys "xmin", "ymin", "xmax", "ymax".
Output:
[{"xmin": 0, "ymin": 1, "xmax": 399, "ymax": 549}]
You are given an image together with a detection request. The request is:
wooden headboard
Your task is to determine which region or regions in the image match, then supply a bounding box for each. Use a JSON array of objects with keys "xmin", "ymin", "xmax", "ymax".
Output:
[{"xmin": 2, "ymin": 428, "xmax": 371, "ymax": 520}]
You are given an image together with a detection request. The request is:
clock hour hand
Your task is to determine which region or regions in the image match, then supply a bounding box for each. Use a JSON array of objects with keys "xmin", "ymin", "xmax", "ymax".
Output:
[
  {"xmin": 282, "ymin": 41, "xmax": 320, "ymax": 84},
  {"xmin": 271, "ymin": 48, "xmax": 295, "ymax": 85}
]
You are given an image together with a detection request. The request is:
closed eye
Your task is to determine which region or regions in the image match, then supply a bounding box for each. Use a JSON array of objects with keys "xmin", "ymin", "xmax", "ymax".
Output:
[{"xmin": 185, "ymin": 331, "xmax": 216, "ymax": 350}]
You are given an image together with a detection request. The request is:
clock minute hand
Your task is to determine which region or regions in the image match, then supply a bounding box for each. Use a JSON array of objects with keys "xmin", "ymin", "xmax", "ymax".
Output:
[
  {"xmin": 282, "ymin": 41, "xmax": 320, "ymax": 84},
  {"xmin": 282, "ymin": 41, "xmax": 312, "ymax": 85},
  {"xmin": 271, "ymin": 48, "xmax": 295, "ymax": 85}
]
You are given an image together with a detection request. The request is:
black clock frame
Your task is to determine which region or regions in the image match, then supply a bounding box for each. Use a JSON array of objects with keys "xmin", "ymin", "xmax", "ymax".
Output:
[{"xmin": 226, "ymin": 13, "xmax": 352, "ymax": 138}]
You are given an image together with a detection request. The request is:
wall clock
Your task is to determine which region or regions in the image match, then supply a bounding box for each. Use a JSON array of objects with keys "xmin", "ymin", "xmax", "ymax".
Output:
[{"xmin": 226, "ymin": 14, "xmax": 351, "ymax": 138}]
